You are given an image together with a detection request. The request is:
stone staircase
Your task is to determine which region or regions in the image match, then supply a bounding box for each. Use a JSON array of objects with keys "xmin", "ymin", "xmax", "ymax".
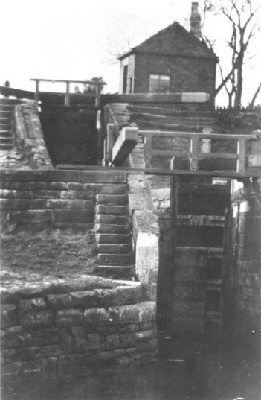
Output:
[
  {"xmin": 0, "ymin": 98, "xmax": 17, "ymax": 150},
  {"xmin": 94, "ymin": 183, "xmax": 135, "ymax": 280}
]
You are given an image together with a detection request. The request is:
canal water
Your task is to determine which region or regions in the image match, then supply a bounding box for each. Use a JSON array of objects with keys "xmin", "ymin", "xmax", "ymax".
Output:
[{"xmin": 2, "ymin": 337, "xmax": 261, "ymax": 400}]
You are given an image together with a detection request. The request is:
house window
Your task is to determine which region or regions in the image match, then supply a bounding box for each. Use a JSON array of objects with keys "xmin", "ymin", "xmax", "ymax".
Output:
[{"xmin": 149, "ymin": 74, "xmax": 170, "ymax": 93}]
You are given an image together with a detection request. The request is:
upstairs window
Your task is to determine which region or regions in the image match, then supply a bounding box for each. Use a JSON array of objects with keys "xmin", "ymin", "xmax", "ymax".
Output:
[{"xmin": 149, "ymin": 74, "xmax": 170, "ymax": 93}]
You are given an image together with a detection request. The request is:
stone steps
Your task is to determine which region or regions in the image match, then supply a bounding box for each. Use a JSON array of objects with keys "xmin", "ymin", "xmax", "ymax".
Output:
[
  {"xmin": 0, "ymin": 100, "xmax": 15, "ymax": 150},
  {"xmin": 94, "ymin": 183, "xmax": 135, "ymax": 280}
]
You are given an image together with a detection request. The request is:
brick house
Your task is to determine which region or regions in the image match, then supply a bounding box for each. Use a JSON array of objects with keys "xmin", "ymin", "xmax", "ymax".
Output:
[{"xmin": 118, "ymin": 2, "xmax": 217, "ymax": 102}]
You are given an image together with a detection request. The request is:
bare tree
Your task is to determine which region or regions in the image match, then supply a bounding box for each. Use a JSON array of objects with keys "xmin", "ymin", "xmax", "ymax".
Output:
[{"xmin": 203, "ymin": 0, "xmax": 261, "ymax": 108}]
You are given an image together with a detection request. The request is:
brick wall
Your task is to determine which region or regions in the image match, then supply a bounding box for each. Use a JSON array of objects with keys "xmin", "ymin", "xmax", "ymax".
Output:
[
  {"xmin": 1, "ymin": 277, "xmax": 157, "ymax": 378},
  {"xmin": 134, "ymin": 54, "xmax": 216, "ymax": 101}
]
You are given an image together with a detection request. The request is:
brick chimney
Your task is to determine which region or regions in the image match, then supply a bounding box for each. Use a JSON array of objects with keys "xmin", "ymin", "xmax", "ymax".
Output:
[{"xmin": 190, "ymin": 2, "xmax": 202, "ymax": 40}]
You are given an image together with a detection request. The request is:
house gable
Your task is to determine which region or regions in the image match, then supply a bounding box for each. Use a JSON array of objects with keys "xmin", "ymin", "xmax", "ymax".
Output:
[{"xmin": 119, "ymin": 22, "xmax": 217, "ymax": 61}]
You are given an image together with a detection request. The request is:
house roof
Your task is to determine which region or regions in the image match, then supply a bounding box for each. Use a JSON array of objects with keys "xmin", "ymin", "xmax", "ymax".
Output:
[{"xmin": 118, "ymin": 22, "xmax": 217, "ymax": 61}]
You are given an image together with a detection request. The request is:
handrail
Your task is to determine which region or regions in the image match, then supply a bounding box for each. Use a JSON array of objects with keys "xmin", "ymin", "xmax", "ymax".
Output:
[
  {"xmin": 31, "ymin": 78, "xmax": 106, "ymax": 107},
  {"xmin": 139, "ymin": 129, "xmax": 258, "ymax": 174},
  {"xmin": 139, "ymin": 130, "xmax": 256, "ymax": 140}
]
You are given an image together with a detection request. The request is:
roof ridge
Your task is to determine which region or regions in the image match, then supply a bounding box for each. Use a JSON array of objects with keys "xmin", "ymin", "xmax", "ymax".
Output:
[{"xmin": 118, "ymin": 20, "xmax": 217, "ymax": 60}]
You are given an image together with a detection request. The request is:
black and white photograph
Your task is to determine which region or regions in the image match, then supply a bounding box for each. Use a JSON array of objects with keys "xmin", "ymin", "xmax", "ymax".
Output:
[{"xmin": 0, "ymin": 1, "xmax": 261, "ymax": 399}]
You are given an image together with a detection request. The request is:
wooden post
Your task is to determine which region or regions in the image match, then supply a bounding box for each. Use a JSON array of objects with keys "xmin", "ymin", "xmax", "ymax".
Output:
[
  {"xmin": 144, "ymin": 135, "xmax": 152, "ymax": 168},
  {"xmin": 190, "ymin": 135, "xmax": 200, "ymax": 171},
  {"xmin": 65, "ymin": 81, "xmax": 70, "ymax": 107},
  {"xmin": 168, "ymin": 158, "xmax": 179, "ymax": 331},
  {"xmin": 95, "ymin": 84, "xmax": 101, "ymax": 108},
  {"xmin": 107, "ymin": 123, "xmax": 115, "ymax": 164},
  {"xmin": 35, "ymin": 79, "xmax": 40, "ymax": 102},
  {"xmin": 237, "ymin": 138, "xmax": 246, "ymax": 173}
]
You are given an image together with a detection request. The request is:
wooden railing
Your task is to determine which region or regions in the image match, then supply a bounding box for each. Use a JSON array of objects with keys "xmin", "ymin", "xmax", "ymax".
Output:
[
  {"xmin": 139, "ymin": 130, "xmax": 257, "ymax": 174},
  {"xmin": 31, "ymin": 78, "xmax": 106, "ymax": 107}
]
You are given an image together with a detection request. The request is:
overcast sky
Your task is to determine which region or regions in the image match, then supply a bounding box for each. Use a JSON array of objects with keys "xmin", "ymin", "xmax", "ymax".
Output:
[{"xmin": 1, "ymin": 0, "xmax": 260, "ymax": 106}]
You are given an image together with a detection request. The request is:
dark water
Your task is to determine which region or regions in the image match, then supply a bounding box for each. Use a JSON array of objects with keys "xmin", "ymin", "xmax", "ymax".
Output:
[{"xmin": 2, "ymin": 337, "xmax": 261, "ymax": 400}]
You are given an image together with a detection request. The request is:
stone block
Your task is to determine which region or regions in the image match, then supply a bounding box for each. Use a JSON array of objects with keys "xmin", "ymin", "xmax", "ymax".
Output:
[
  {"xmin": 67, "ymin": 182, "xmax": 84, "ymax": 191},
  {"xmin": 19, "ymin": 345, "xmax": 61, "ymax": 361},
  {"xmin": 98, "ymin": 184, "xmax": 127, "ymax": 195},
  {"xmin": 135, "ymin": 330, "xmax": 155, "ymax": 341},
  {"xmin": 53, "ymin": 209, "xmax": 93, "ymax": 223},
  {"xmin": 67, "ymin": 200, "xmax": 93, "ymax": 209},
  {"xmin": 80, "ymin": 170, "xmax": 126, "ymax": 183},
  {"xmin": 8, "ymin": 210, "xmax": 53, "ymax": 225},
  {"xmin": 47, "ymin": 294, "xmax": 73, "ymax": 309},
  {"xmin": 98, "ymin": 253, "xmax": 134, "ymax": 266},
  {"xmin": 95, "ymin": 233, "xmax": 131, "ymax": 244},
  {"xmin": 61, "ymin": 190, "xmax": 95, "ymax": 200},
  {"xmin": 116, "ymin": 286, "xmax": 141, "ymax": 305},
  {"xmin": 18, "ymin": 329, "xmax": 60, "ymax": 347},
  {"xmin": 95, "ymin": 223, "xmax": 130, "ymax": 234},
  {"xmin": 97, "ymin": 244, "xmax": 132, "ymax": 254},
  {"xmin": 117, "ymin": 304, "xmax": 140, "ymax": 325},
  {"xmin": 56, "ymin": 309, "xmax": 83, "ymax": 327},
  {"xmin": 95, "ymin": 205, "xmax": 129, "ymax": 216},
  {"xmin": 20, "ymin": 311, "xmax": 53, "ymax": 328},
  {"xmin": 1, "ymin": 304, "xmax": 18, "ymax": 328},
  {"xmin": 33, "ymin": 190, "xmax": 61, "ymax": 199},
  {"xmin": 119, "ymin": 333, "xmax": 136, "ymax": 348},
  {"xmin": 71, "ymin": 326, "xmax": 87, "ymax": 350},
  {"xmin": 84, "ymin": 308, "xmax": 110, "ymax": 327},
  {"xmin": 95, "ymin": 214, "xmax": 129, "ymax": 225},
  {"xmin": 138, "ymin": 302, "xmax": 156, "ymax": 323},
  {"xmin": 96, "ymin": 194, "xmax": 128, "ymax": 205},
  {"xmin": 70, "ymin": 291, "xmax": 99, "ymax": 308},
  {"xmin": 46, "ymin": 199, "xmax": 69, "ymax": 209},
  {"xmin": 1, "ymin": 361, "xmax": 23, "ymax": 377},
  {"xmin": 105, "ymin": 334, "xmax": 120, "ymax": 350},
  {"xmin": 87, "ymin": 333, "xmax": 101, "ymax": 350},
  {"xmin": 94, "ymin": 289, "xmax": 117, "ymax": 308},
  {"xmin": 19, "ymin": 297, "xmax": 47, "ymax": 312},
  {"xmin": 0, "ymin": 199, "xmax": 46, "ymax": 210}
]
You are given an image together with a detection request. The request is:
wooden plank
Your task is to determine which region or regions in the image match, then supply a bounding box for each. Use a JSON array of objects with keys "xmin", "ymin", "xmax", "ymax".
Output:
[
  {"xmin": 190, "ymin": 136, "xmax": 199, "ymax": 171},
  {"xmin": 112, "ymin": 127, "xmax": 139, "ymax": 166},
  {"xmin": 65, "ymin": 82, "xmax": 70, "ymax": 107},
  {"xmin": 152, "ymin": 150, "xmax": 238, "ymax": 160},
  {"xmin": 101, "ymin": 92, "xmax": 210, "ymax": 105},
  {"xmin": 107, "ymin": 123, "xmax": 115, "ymax": 163},
  {"xmin": 144, "ymin": 135, "xmax": 152, "ymax": 168},
  {"xmin": 139, "ymin": 130, "xmax": 256, "ymax": 140},
  {"xmin": 237, "ymin": 138, "xmax": 246, "ymax": 173},
  {"xmin": 54, "ymin": 165, "xmax": 261, "ymax": 178}
]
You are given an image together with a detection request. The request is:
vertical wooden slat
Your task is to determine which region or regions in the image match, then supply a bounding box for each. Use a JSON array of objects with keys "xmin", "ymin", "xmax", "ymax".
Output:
[
  {"xmin": 190, "ymin": 135, "xmax": 200, "ymax": 171},
  {"xmin": 237, "ymin": 138, "xmax": 246, "ymax": 173},
  {"xmin": 65, "ymin": 82, "xmax": 70, "ymax": 107},
  {"xmin": 144, "ymin": 135, "xmax": 152, "ymax": 168},
  {"xmin": 107, "ymin": 123, "xmax": 114, "ymax": 164},
  {"xmin": 35, "ymin": 80, "xmax": 40, "ymax": 102}
]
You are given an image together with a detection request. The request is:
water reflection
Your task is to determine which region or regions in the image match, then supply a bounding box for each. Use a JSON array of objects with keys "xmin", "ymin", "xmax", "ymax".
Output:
[{"xmin": 2, "ymin": 337, "xmax": 261, "ymax": 400}]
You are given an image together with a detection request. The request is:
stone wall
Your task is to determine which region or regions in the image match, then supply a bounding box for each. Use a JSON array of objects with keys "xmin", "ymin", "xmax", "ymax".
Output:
[
  {"xmin": 128, "ymin": 173, "xmax": 159, "ymax": 301},
  {"xmin": 1, "ymin": 277, "xmax": 157, "ymax": 379},
  {"xmin": 15, "ymin": 102, "xmax": 52, "ymax": 169},
  {"xmin": 0, "ymin": 169, "xmax": 126, "ymax": 230}
]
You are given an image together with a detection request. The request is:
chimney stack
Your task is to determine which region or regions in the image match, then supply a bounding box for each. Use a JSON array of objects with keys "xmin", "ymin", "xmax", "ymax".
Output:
[{"xmin": 190, "ymin": 2, "xmax": 202, "ymax": 40}]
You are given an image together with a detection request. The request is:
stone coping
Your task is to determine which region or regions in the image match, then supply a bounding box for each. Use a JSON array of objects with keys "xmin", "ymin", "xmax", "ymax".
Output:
[{"xmin": 1, "ymin": 275, "xmax": 141, "ymax": 304}]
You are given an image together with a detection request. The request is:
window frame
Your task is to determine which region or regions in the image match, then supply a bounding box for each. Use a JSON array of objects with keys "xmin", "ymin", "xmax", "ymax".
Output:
[{"xmin": 148, "ymin": 73, "xmax": 171, "ymax": 93}]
